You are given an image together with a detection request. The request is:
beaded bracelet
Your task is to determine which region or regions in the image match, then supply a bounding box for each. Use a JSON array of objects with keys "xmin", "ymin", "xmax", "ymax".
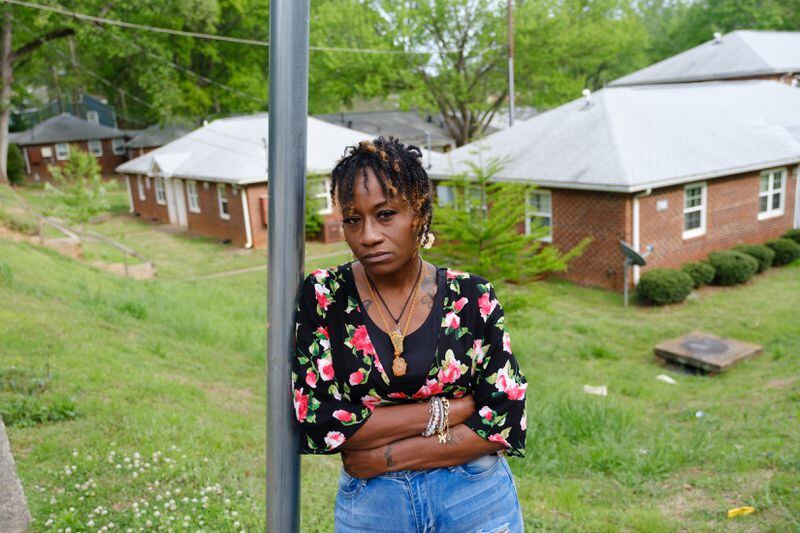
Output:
[
  {"xmin": 436, "ymin": 397, "xmax": 451, "ymax": 444},
  {"xmin": 421, "ymin": 397, "xmax": 441, "ymax": 437}
]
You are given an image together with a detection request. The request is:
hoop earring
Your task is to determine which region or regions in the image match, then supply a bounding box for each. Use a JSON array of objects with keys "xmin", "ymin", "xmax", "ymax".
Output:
[{"xmin": 421, "ymin": 230, "xmax": 435, "ymax": 249}]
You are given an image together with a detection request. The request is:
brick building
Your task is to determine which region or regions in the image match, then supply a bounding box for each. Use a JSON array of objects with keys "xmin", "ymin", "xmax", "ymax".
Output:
[
  {"xmin": 10, "ymin": 113, "xmax": 128, "ymax": 183},
  {"xmin": 124, "ymin": 123, "xmax": 193, "ymax": 159},
  {"xmin": 430, "ymin": 81, "xmax": 800, "ymax": 292},
  {"xmin": 117, "ymin": 114, "xmax": 442, "ymax": 248},
  {"xmin": 610, "ymin": 30, "xmax": 800, "ymax": 87}
]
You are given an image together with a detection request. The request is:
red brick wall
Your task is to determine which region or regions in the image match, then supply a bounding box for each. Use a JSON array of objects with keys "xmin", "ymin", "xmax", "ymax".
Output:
[
  {"xmin": 23, "ymin": 140, "xmax": 127, "ymax": 182},
  {"xmin": 245, "ymin": 183, "xmax": 268, "ymax": 248},
  {"xmin": 638, "ymin": 167, "xmax": 798, "ymax": 273},
  {"xmin": 549, "ymin": 189, "xmax": 632, "ymax": 291},
  {"xmin": 184, "ymin": 180, "xmax": 248, "ymax": 246},
  {"xmin": 128, "ymin": 174, "xmax": 169, "ymax": 223}
]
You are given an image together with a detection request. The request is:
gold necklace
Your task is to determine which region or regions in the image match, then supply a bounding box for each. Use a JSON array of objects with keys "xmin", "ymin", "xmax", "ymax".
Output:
[{"xmin": 364, "ymin": 260, "xmax": 424, "ymax": 377}]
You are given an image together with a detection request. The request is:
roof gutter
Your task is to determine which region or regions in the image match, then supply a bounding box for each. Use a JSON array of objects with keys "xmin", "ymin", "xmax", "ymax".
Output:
[{"xmin": 241, "ymin": 186, "xmax": 254, "ymax": 248}]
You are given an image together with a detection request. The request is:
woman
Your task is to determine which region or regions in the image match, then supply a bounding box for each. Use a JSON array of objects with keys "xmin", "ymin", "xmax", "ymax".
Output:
[{"xmin": 291, "ymin": 137, "xmax": 528, "ymax": 532}]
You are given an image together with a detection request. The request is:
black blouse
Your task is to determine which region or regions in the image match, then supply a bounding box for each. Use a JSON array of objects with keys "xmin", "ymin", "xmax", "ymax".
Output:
[{"xmin": 290, "ymin": 261, "xmax": 528, "ymax": 457}]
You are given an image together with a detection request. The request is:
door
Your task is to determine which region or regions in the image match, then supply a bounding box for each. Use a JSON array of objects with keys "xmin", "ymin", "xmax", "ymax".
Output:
[{"xmin": 171, "ymin": 179, "xmax": 188, "ymax": 227}]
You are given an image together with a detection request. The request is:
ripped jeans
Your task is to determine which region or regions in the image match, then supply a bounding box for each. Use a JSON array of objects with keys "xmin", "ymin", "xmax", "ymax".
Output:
[{"xmin": 334, "ymin": 453, "xmax": 524, "ymax": 533}]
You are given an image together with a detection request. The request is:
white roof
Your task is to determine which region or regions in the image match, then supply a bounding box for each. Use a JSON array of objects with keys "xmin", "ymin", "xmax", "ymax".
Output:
[
  {"xmin": 429, "ymin": 81, "xmax": 800, "ymax": 193},
  {"xmin": 116, "ymin": 114, "xmax": 444, "ymax": 184},
  {"xmin": 611, "ymin": 30, "xmax": 800, "ymax": 86}
]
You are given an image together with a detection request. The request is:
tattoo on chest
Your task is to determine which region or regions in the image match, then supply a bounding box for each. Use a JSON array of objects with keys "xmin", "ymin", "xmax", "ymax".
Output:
[
  {"xmin": 362, "ymin": 298, "xmax": 373, "ymax": 311},
  {"xmin": 384, "ymin": 444, "xmax": 395, "ymax": 467},
  {"xmin": 419, "ymin": 266, "xmax": 436, "ymax": 309}
]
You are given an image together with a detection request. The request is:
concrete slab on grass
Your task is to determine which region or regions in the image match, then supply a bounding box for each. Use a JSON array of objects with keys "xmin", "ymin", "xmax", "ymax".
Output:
[
  {"xmin": 654, "ymin": 331, "xmax": 762, "ymax": 373},
  {"xmin": 0, "ymin": 417, "xmax": 32, "ymax": 533}
]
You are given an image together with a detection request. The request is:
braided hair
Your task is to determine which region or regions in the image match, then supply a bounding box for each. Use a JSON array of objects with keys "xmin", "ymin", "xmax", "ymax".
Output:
[{"xmin": 330, "ymin": 136, "xmax": 433, "ymax": 244}]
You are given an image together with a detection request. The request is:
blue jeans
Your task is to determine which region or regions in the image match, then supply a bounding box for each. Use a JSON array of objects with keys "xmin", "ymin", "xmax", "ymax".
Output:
[{"xmin": 334, "ymin": 453, "xmax": 524, "ymax": 532}]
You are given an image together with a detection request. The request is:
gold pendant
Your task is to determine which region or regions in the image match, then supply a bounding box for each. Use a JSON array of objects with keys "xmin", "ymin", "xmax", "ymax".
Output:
[
  {"xmin": 392, "ymin": 355, "xmax": 407, "ymax": 377},
  {"xmin": 389, "ymin": 330, "xmax": 404, "ymax": 355}
]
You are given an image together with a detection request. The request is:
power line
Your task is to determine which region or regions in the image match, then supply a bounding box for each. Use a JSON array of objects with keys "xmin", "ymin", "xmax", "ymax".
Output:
[{"xmin": 3, "ymin": 0, "xmax": 497, "ymax": 56}]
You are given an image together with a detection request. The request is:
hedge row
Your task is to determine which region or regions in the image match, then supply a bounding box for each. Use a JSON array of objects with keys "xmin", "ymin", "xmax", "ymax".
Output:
[{"xmin": 636, "ymin": 231, "xmax": 800, "ymax": 306}]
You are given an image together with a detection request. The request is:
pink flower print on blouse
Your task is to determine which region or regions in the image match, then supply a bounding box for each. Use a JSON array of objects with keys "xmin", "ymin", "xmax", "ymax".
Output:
[
  {"xmin": 437, "ymin": 349, "xmax": 468, "ymax": 384},
  {"xmin": 314, "ymin": 283, "xmax": 332, "ymax": 312},
  {"xmin": 317, "ymin": 357, "xmax": 335, "ymax": 381},
  {"xmin": 502, "ymin": 331, "xmax": 512, "ymax": 354},
  {"xmin": 478, "ymin": 292, "xmax": 498, "ymax": 322},
  {"xmin": 387, "ymin": 392, "xmax": 410, "ymax": 399},
  {"xmin": 470, "ymin": 339, "xmax": 488, "ymax": 366},
  {"xmin": 349, "ymin": 368, "xmax": 366, "ymax": 386},
  {"xmin": 305, "ymin": 369, "xmax": 318, "ymax": 388},
  {"xmin": 453, "ymin": 297, "xmax": 468, "ymax": 312},
  {"xmin": 488, "ymin": 433, "xmax": 511, "ymax": 448},
  {"xmin": 479, "ymin": 406, "xmax": 495, "ymax": 422},
  {"xmin": 444, "ymin": 311, "xmax": 460, "ymax": 330},
  {"xmin": 495, "ymin": 363, "xmax": 527, "ymax": 400},
  {"xmin": 446, "ymin": 268, "xmax": 468, "ymax": 280},
  {"xmin": 361, "ymin": 394, "xmax": 382, "ymax": 412},
  {"xmin": 324, "ymin": 431, "xmax": 345, "ymax": 450},
  {"xmin": 293, "ymin": 389, "xmax": 309, "ymax": 422},
  {"xmin": 333, "ymin": 410, "xmax": 356, "ymax": 423},
  {"xmin": 311, "ymin": 268, "xmax": 329, "ymax": 282},
  {"xmin": 412, "ymin": 378, "xmax": 445, "ymax": 399}
]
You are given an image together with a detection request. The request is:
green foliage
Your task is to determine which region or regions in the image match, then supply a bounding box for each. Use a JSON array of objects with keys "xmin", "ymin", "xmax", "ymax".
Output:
[
  {"xmin": 733, "ymin": 243, "xmax": 775, "ymax": 273},
  {"xmin": 427, "ymin": 157, "xmax": 589, "ymax": 283},
  {"xmin": 0, "ymin": 395, "xmax": 77, "ymax": 427},
  {"xmin": 7, "ymin": 144, "xmax": 25, "ymax": 185},
  {"xmin": 0, "ymin": 207, "xmax": 39, "ymax": 235},
  {"xmin": 305, "ymin": 175, "xmax": 326, "ymax": 240},
  {"xmin": 766, "ymin": 238, "xmax": 800, "ymax": 266},
  {"xmin": 45, "ymin": 146, "xmax": 110, "ymax": 228},
  {"xmin": 783, "ymin": 229, "xmax": 800, "ymax": 245},
  {"xmin": 707, "ymin": 250, "xmax": 759, "ymax": 285},
  {"xmin": 681, "ymin": 261, "xmax": 715, "ymax": 288},
  {"xmin": 0, "ymin": 261, "xmax": 11, "ymax": 285},
  {"xmin": 635, "ymin": 268, "xmax": 694, "ymax": 305}
]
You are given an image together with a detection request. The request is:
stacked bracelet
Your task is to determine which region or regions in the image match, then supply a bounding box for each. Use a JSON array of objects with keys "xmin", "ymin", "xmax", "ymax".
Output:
[
  {"xmin": 421, "ymin": 397, "xmax": 441, "ymax": 437},
  {"xmin": 421, "ymin": 397, "xmax": 451, "ymax": 443},
  {"xmin": 436, "ymin": 397, "xmax": 451, "ymax": 444}
]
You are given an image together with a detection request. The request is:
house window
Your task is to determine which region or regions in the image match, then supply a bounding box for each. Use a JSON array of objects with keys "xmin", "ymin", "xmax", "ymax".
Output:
[
  {"xmin": 758, "ymin": 168, "xmax": 786, "ymax": 220},
  {"xmin": 155, "ymin": 177, "xmax": 166, "ymax": 205},
  {"xmin": 186, "ymin": 180, "xmax": 200, "ymax": 213},
  {"xmin": 435, "ymin": 183, "xmax": 486, "ymax": 212},
  {"xmin": 217, "ymin": 183, "xmax": 230, "ymax": 219},
  {"xmin": 525, "ymin": 190, "xmax": 552, "ymax": 242},
  {"xmin": 88, "ymin": 139, "xmax": 103, "ymax": 156},
  {"xmin": 436, "ymin": 184, "xmax": 455, "ymax": 207},
  {"xmin": 55, "ymin": 143, "xmax": 69, "ymax": 161},
  {"xmin": 137, "ymin": 176, "xmax": 145, "ymax": 201},
  {"xmin": 308, "ymin": 177, "xmax": 332, "ymax": 214},
  {"xmin": 40, "ymin": 146, "xmax": 53, "ymax": 159},
  {"xmin": 682, "ymin": 181, "xmax": 707, "ymax": 239},
  {"xmin": 112, "ymin": 138, "xmax": 126, "ymax": 155},
  {"xmin": 86, "ymin": 110, "xmax": 100, "ymax": 124}
]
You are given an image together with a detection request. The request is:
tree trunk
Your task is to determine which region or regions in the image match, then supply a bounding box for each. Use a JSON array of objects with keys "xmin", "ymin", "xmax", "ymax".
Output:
[{"xmin": 0, "ymin": 10, "xmax": 13, "ymax": 184}]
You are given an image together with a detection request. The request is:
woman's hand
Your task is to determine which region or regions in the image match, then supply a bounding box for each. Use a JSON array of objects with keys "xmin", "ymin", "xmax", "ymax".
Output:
[{"xmin": 340, "ymin": 447, "xmax": 390, "ymax": 479}]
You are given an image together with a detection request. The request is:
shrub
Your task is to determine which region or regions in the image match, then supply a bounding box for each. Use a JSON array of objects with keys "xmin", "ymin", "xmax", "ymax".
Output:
[
  {"xmin": 681, "ymin": 261, "xmax": 715, "ymax": 288},
  {"xmin": 707, "ymin": 250, "xmax": 758, "ymax": 285},
  {"xmin": 635, "ymin": 268, "xmax": 694, "ymax": 305},
  {"xmin": 0, "ymin": 395, "xmax": 77, "ymax": 427},
  {"xmin": 766, "ymin": 238, "xmax": 800, "ymax": 266},
  {"xmin": 784, "ymin": 229, "xmax": 800, "ymax": 246},
  {"xmin": 733, "ymin": 244, "xmax": 775, "ymax": 273},
  {"xmin": 7, "ymin": 143, "xmax": 25, "ymax": 185}
]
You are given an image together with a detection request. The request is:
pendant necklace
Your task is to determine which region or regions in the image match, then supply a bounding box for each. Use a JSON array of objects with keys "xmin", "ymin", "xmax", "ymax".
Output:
[{"xmin": 364, "ymin": 257, "xmax": 424, "ymax": 377}]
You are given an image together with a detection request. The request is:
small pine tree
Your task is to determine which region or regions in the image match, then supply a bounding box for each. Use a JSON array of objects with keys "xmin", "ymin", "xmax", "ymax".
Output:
[
  {"xmin": 427, "ymin": 157, "xmax": 589, "ymax": 284},
  {"xmin": 7, "ymin": 144, "xmax": 26, "ymax": 185},
  {"xmin": 305, "ymin": 174, "xmax": 326, "ymax": 239},
  {"xmin": 45, "ymin": 145, "xmax": 110, "ymax": 230}
]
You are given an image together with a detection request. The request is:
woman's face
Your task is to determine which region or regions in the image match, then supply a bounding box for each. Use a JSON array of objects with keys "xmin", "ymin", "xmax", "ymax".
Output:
[{"xmin": 340, "ymin": 167, "xmax": 419, "ymax": 274}]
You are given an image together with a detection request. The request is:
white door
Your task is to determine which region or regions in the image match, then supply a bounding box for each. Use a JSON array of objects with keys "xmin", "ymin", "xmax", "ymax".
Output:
[
  {"xmin": 172, "ymin": 180, "xmax": 188, "ymax": 227},
  {"xmin": 163, "ymin": 176, "xmax": 177, "ymax": 225}
]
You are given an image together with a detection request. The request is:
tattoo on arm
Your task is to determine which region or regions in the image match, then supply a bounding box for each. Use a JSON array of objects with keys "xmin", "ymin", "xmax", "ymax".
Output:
[{"xmin": 384, "ymin": 444, "xmax": 395, "ymax": 467}]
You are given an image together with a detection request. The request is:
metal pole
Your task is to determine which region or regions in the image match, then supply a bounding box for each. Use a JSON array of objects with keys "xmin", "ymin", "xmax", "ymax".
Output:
[
  {"xmin": 266, "ymin": 1, "xmax": 309, "ymax": 532},
  {"xmin": 507, "ymin": 0, "xmax": 515, "ymax": 127}
]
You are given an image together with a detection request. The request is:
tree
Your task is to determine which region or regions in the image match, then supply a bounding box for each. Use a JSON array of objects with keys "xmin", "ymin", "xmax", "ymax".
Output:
[
  {"xmin": 45, "ymin": 146, "xmax": 110, "ymax": 230},
  {"xmin": 427, "ymin": 156, "xmax": 590, "ymax": 284},
  {"xmin": 375, "ymin": 0, "xmax": 509, "ymax": 146},
  {"xmin": 6, "ymin": 142, "xmax": 23, "ymax": 185}
]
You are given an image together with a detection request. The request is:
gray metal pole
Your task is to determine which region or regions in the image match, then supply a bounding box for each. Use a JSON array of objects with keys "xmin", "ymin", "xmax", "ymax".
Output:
[
  {"xmin": 507, "ymin": 0, "xmax": 515, "ymax": 127},
  {"xmin": 266, "ymin": 1, "xmax": 309, "ymax": 532}
]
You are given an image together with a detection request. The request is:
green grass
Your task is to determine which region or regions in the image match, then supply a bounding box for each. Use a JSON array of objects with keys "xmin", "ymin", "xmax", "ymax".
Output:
[{"xmin": 1, "ymin": 187, "xmax": 799, "ymax": 531}]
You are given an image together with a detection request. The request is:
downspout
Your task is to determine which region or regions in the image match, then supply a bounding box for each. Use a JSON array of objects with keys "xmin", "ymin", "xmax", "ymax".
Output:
[
  {"xmin": 124, "ymin": 174, "xmax": 134, "ymax": 213},
  {"xmin": 241, "ymin": 185, "xmax": 254, "ymax": 248},
  {"xmin": 632, "ymin": 187, "xmax": 652, "ymax": 285},
  {"xmin": 795, "ymin": 165, "xmax": 800, "ymax": 229}
]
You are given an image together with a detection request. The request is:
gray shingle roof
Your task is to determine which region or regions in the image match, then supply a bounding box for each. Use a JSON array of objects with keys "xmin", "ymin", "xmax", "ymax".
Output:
[
  {"xmin": 125, "ymin": 124, "xmax": 194, "ymax": 149},
  {"xmin": 429, "ymin": 80, "xmax": 800, "ymax": 193},
  {"xmin": 9, "ymin": 113, "xmax": 126, "ymax": 145},
  {"xmin": 315, "ymin": 110, "xmax": 455, "ymax": 149},
  {"xmin": 116, "ymin": 113, "xmax": 445, "ymax": 184},
  {"xmin": 611, "ymin": 30, "xmax": 800, "ymax": 87}
]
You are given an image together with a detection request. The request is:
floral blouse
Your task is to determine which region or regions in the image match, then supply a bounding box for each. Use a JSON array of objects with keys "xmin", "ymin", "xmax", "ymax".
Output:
[{"xmin": 290, "ymin": 261, "xmax": 528, "ymax": 458}]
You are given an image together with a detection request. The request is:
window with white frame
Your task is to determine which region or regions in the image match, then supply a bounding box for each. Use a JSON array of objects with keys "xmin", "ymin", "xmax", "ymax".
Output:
[
  {"xmin": 155, "ymin": 177, "xmax": 166, "ymax": 205},
  {"xmin": 112, "ymin": 138, "xmax": 126, "ymax": 155},
  {"xmin": 307, "ymin": 177, "xmax": 332, "ymax": 214},
  {"xmin": 137, "ymin": 176, "xmax": 145, "ymax": 201},
  {"xmin": 186, "ymin": 180, "xmax": 200, "ymax": 213},
  {"xmin": 88, "ymin": 139, "xmax": 103, "ymax": 156},
  {"xmin": 40, "ymin": 146, "xmax": 53, "ymax": 159},
  {"xmin": 86, "ymin": 110, "xmax": 100, "ymax": 124},
  {"xmin": 682, "ymin": 182, "xmax": 707, "ymax": 238},
  {"xmin": 435, "ymin": 183, "xmax": 486, "ymax": 212},
  {"xmin": 55, "ymin": 143, "xmax": 69, "ymax": 161},
  {"xmin": 758, "ymin": 168, "xmax": 786, "ymax": 220},
  {"xmin": 436, "ymin": 184, "xmax": 455, "ymax": 207},
  {"xmin": 217, "ymin": 183, "xmax": 230, "ymax": 219},
  {"xmin": 525, "ymin": 189, "xmax": 552, "ymax": 241}
]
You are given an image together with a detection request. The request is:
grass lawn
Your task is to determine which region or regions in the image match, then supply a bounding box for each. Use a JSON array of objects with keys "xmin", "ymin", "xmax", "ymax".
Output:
[{"xmin": 1, "ymin": 188, "xmax": 798, "ymax": 531}]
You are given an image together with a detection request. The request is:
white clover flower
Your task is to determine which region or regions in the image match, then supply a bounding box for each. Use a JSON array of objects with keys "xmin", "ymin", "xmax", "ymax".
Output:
[{"xmin": 233, "ymin": 522, "xmax": 240, "ymax": 529}]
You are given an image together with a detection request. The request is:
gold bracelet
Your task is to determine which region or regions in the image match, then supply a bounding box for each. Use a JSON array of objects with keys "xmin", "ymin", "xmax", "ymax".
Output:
[{"xmin": 437, "ymin": 397, "xmax": 451, "ymax": 444}]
